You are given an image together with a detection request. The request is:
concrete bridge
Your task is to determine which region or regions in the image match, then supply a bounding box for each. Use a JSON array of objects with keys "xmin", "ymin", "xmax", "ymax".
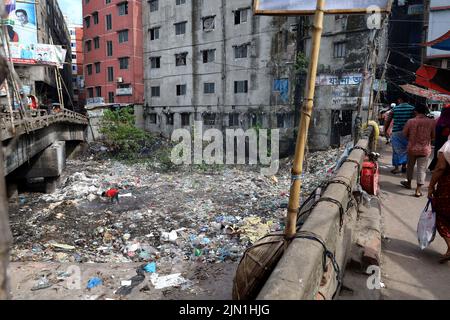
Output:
[{"xmin": 1, "ymin": 109, "xmax": 88, "ymax": 194}]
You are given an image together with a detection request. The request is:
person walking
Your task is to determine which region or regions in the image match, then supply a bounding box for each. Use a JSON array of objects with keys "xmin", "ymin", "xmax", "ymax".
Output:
[
  {"xmin": 383, "ymin": 103, "xmax": 396, "ymax": 144},
  {"xmin": 429, "ymin": 104, "xmax": 450, "ymax": 171},
  {"xmin": 401, "ymin": 104, "xmax": 436, "ymax": 197},
  {"xmin": 388, "ymin": 96, "xmax": 415, "ymax": 174},
  {"xmin": 428, "ymin": 137, "xmax": 450, "ymax": 263}
]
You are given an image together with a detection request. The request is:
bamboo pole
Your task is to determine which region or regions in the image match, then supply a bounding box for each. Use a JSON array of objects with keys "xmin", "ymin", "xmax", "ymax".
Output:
[{"xmin": 286, "ymin": 0, "xmax": 325, "ymax": 238}]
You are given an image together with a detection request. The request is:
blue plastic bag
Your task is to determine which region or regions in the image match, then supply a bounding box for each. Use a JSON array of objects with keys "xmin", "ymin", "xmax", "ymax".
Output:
[{"xmin": 417, "ymin": 199, "xmax": 436, "ymax": 250}]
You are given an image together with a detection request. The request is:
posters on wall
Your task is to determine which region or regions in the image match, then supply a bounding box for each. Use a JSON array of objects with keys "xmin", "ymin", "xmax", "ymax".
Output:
[{"xmin": 4, "ymin": 0, "xmax": 37, "ymax": 44}]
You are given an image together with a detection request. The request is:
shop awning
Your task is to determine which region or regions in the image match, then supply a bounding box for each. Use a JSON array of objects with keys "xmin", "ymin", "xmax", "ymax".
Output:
[
  {"xmin": 415, "ymin": 65, "xmax": 450, "ymax": 94},
  {"xmin": 400, "ymin": 84, "xmax": 450, "ymax": 103},
  {"xmin": 421, "ymin": 30, "xmax": 450, "ymax": 51}
]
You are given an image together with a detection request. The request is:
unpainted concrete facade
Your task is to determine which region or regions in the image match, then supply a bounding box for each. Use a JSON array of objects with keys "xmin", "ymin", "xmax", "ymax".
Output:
[
  {"xmin": 142, "ymin": 0, "xmax": 299, "ymax": 154},
  {"xmin": 302, "ymin": 14, "xmax": 387, "ymax": 150}
]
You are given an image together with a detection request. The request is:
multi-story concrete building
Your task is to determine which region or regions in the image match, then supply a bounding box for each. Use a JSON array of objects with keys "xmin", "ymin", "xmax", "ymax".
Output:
[
  {"xmin": 67, "ymin": 19, "xmax": 85, "ymax": 112},
  {"xmin": 425, "ymin": 0, "xmax": 450, "ymax": 68},
  {"xmin": 142, "ymin": 0, "xmax": 299, "ymax": 154},
  {"xmin": 302, "ymin": 13, "xmax": 388, "ymax": 149},
  {"xmin": 82, "ymin": 0, "xmax": 144, "ymax": 106},
  {"xmin": 4, "ymin": 0, "xmax": 74, "ymax": 109}
]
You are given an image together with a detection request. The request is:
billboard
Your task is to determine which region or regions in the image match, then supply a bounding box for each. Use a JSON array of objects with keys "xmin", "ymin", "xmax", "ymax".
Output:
[
  {"xmin": 4, "ymin": 0, "xmax": 37, "ymax": 44},
  {"xmin": 254, "ymin": 0, "xmax": 392, "ymax": 15},
  {"xmin": 8, "ymin": 43, "xmax": 67, "ymax": 68}
]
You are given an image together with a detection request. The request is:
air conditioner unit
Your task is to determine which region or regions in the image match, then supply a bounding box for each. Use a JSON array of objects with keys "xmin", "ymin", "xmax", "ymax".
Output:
[{"xmin": 117, "ymin": 77, "xmax": 123, "ymax": 83}]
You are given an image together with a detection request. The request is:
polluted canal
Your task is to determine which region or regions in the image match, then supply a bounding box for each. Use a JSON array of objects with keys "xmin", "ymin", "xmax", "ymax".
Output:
[{"xmin": 8, "ymin": 145, "xmax": 344, "ymax": 300}]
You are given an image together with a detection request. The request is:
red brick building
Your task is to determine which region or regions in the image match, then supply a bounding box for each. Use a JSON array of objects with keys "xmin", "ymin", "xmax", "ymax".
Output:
[{"xmin": 82, "ymin": 0, "xmax": 143, "ymax": 105}]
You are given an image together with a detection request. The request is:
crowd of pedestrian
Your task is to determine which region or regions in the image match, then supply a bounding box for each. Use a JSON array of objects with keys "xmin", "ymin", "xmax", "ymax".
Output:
[{"xmin": 384, "ymin": 97, "xmax": 450, "ymax": 263}]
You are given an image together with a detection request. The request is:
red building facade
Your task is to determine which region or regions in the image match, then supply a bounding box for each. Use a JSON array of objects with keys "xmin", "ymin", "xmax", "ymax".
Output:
[{"xmin": 82, "ymin": 0, "xmax": 143, "ymax": 105}]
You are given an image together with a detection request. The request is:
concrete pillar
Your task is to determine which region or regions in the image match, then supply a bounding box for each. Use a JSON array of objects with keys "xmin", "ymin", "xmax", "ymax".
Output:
[
  {"xmin": 44, "ymin": 178, "xmax": 57, "ymax": 194},
  {"xmin": 174, "ymin": 113, "xmax": 181, "ymax": 129},
  {"xmin": 25, "ymin": 141, "xmax": 66, "ymax": 179},
  {"xmin": 6, "ymin": 183, "xmax": 18, "ymax": 201},
  {"xmin": 134, "ymin": 104, "xmax": 145, "ymax": 130}
]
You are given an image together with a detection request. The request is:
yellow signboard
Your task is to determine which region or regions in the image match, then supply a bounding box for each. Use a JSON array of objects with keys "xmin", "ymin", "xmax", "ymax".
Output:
[{"xmin": 254, "ymin": 0, "xmax": 392, "ymax": 15}]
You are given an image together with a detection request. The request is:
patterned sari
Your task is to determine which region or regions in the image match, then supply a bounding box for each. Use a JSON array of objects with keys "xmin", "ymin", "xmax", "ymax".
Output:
[{"xmin": 432, "ymin": 142, "xmax": 450, "ymax": 239}]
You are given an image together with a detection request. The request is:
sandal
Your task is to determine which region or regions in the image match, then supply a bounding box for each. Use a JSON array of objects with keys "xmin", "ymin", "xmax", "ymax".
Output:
[
  {"xmin": 439, "ymin": 254, "xmax": 450, "ymax": 264},
  {"xmin": 400, "ymin": 181, "xmax": 412, "ymax": 189},
  {"xmin": 414, "ymin": 191, "xmax": 423, "ymax": 198},
  {"xmin": 391, "ymin": 169, "xmax": 401, "ymax": 174}
]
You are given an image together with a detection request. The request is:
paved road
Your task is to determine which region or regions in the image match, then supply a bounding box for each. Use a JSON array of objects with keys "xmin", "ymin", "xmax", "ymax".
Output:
[{"xmin": 378, "ymin": 141, "xmax": 450, "ymax": 300}]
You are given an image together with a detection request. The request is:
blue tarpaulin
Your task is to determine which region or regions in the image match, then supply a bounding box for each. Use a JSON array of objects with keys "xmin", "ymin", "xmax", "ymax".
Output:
[{"xmin": 273, "ymin": 79, "xmax": 289, "ymax": 103}]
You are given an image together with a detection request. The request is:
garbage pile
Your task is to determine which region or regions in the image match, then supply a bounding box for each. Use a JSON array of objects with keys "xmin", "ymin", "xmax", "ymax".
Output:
[{"xmin": 9, "ymin": 146, "xmax": 344, "ymax": 268}]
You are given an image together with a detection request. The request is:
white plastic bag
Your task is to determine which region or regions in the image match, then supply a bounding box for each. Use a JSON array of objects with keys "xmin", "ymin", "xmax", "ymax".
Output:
[{"xmin": 417, "ymin": 200, "xmax": 436, "ymax": 250}]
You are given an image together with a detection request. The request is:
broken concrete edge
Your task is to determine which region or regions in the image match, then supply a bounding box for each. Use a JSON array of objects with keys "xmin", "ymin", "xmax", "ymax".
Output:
[
  {"xmin": 357, "ymin": 203, "xmax": 382, "ymax": 269},
  {"xmin": 257, "ymin": 138, "xmax": 370, "ymax": 300}
]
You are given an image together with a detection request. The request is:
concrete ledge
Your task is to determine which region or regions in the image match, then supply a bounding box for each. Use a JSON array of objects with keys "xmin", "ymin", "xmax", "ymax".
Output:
[{"xmin": 257, "ymin": 139, "xmax": 369, "ymax": 300}]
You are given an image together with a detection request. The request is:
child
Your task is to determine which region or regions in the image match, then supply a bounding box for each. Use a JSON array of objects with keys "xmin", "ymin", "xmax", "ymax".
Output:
[{"xmin": 102, "ymin": 188, "xmax": 120, "ymax": 204}]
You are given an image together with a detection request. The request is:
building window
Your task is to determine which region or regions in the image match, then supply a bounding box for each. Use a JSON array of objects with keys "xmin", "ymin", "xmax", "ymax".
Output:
[
  {"xmin": 87, "ymin": 64, "xmax": 92, "ymax": 75},
  {"xmin": 202, "ymin": 16, "xmax": 215, "ymax": 31},
  {"xmin": 234, "ymin": 8, "xmax": 248, "ymax": 25},
  {"xmin": 84, "ymin": 16, "xmax": 91, "ymax": 28},
  {"xmin": 175, "ymin": 52, "xmax": 187, "ymax": 66},
  {"xmin": 229, "ymin": 113, "xmax": 239, "ymax": 126},
  {"xmin": 203, "ymin": 114, "xmax": 216, "ymax": 125},
  {"xmin": 106, "ymin": 14, "xmax": 112, "ymax": 30},
  {"xmin": 118, "ymin": 30, "xmax": 129, "ymax": 43},
  {"xmin": 149, "ymin": 0, "xmax": 158, "ymax": 12},
  {"xmin": 176, "ymin": 0, "xmax": 185, "ymax": 5},
  {"xmin": 277, "ymin": 114, "xmax": 285, "ymax": 128},
  {"xmin": 88, "ymin": 87, "xmax": 94, "ymax": 98},
  {"xmin": 234, "ymin": 80, "xmax": 248, "ymax": 93},
  {"xmin": 95, "ymin": 62, "xmax": 101, "ymax": 73},
  {"xmin": 118, "ymin": 2, "xmax": 128, "ymax": 15},
  {"xmin": 202, "ymin": 49, "xmax": 215, "ymax": 63},
  {"xmin": 85, "ymin": 40, "xmax": 92, "ymax": 52},
  {"xmin": 95, "ymin": 86, "xmax": 102, "ymax": 97},
  {"xmin": 150, "ymin": 57, "xmax": 161, "ymax": 69},
  {"xmin": 150, "ymin": 27, "xmax": 160, "ymax": 40},
  {"xmin": 203, "ymin": 82, "xmax": 215, "ymax": 94},
  {"xmin": 181, "ymin": 113, "xmax": 190, "ymax": 126},
  {"xmin": 151, "ymin": 86, "xmax": 160, "ymax": 97},
  {"xmin": 93, "ymin": 12, "xmax": 99, "ymax": 24},
  {"xmin": 176, "ymin": 84, "xmax": 186, "ymax": 96},
  {"xmin": 106, "ymin": 0, "xmax": 111, "ymax": 4},
  {"xmin": 107, "ymin": 66, "xmax": 114, "ymax": 82},
  {"xmin": 333, "ymin": 42, "xmax": 346, "ymax": 58},
  {"xmin": 94, "ymin": 37, "xmax": 100, "ymax": 49},
  {"xmin": 107, "ymin": 41, "xmax": 113, "ymax": 56},
  {"xmin": 234, "ymin": 44, "xmax": 248, "ymax": 59},
  {"xmin": 149, "ymin": 114, "xmax": 157, "ymax": 124},
  {"xmin": 108, "ymin": 92, "xmax": 114, "ymax": 103},
  {"xmin": 166, "ymin": 113, "xmax": 174, "ymax": 125},
  {"xmin": 175, "ymin": 22, "xmax": 186, "ymax": 35},
  {"xmin": 119, "ymin": 57, "xmax": 129, "ymax": 69}
]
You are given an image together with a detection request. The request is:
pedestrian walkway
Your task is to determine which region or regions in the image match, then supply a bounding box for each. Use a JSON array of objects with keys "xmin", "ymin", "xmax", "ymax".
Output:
[{"xmin": 378, "ymin": 141, "xmax": 450, "ymax": 300}]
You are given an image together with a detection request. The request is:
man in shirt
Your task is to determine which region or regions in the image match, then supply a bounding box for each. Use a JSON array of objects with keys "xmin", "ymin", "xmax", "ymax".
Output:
[
  {"xmin": 402, "ymin": 104, "xmax": 436, "ymax": 197},
  {"xmin": 386, "ymin": 96, "xmax": 415, "ymax": 174}
]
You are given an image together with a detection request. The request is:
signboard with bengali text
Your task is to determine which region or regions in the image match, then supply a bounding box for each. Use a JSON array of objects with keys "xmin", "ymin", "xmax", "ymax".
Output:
[
  {"xmin": 8, "ymin": 43, "xmax": 67, "ymax": 68},
  {"xmin": 254, "ymin": 0, "xmax": 392, "ymax": 15}
]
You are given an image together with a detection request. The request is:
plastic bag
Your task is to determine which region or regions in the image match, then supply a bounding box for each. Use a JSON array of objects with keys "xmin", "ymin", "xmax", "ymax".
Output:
[{"xmin": 417, "ymin": 200, "xmax": 436, "ymax": 250}]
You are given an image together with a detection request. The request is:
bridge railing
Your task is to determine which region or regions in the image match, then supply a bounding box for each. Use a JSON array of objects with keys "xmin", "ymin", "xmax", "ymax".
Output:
[{"xmin": 0, "ymin": 108, "xmax": 88, "ymax": 140}]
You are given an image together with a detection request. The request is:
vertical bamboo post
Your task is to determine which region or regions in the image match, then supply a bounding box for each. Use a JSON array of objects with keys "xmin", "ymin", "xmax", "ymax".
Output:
[{"xmin": 286, "ymin": 0, "xmax": 325, "ymax": 238}]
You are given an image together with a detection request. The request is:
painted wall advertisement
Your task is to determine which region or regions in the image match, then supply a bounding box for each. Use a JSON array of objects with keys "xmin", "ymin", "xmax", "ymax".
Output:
[{"xmin": 3, "ymin": 1, "xmax": 66, "ymax": 67}]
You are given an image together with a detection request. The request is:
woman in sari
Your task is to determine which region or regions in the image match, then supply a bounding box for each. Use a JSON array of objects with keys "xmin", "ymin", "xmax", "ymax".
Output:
[
  {"xmin": 428, "ymin": 138, "xmax": 450, "ymax": 263},
  {"xmin": 429, "ymin": 104, "xmax": 450, "ymax": 171}
]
